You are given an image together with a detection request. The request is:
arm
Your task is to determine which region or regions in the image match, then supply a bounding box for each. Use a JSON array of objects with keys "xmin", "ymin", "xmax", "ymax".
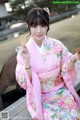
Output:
[
  {"xmin": 60, "ymin": 44, "xmax": 77, "ymax": 85},
  {"xmin": 67, "ymin": 52, "xmax": 80, "ymax": 71},
  {"xmin": 15, "ymin": 46, "xmax": 32, "ymax": 90},
  {"xmin": 24, "ymin": 60, "xmax": 32, "ymax": 82},
  {"xmin": 20, "ymin": 45, "xmax": 32, "ymax": 82}
]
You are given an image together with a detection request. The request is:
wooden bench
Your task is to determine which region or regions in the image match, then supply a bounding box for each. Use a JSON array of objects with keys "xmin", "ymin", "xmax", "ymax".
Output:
[{"xmin": 0, "ymin": 96, "xmax": 32, "ymax": 120}]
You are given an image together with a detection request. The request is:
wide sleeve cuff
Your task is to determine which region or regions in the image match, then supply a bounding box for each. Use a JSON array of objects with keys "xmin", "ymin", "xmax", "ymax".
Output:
[{"xmin": 15, "ymin": 52, "xmax": 30, "ymax": 90}]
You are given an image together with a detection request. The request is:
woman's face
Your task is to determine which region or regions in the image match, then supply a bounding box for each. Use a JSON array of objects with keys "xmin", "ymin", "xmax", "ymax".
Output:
[{"xmin": 30, "ymin": 25, "xmax": 48, "ymax": 42}]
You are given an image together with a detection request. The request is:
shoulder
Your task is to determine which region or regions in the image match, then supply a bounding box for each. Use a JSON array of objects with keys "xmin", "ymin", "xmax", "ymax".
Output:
[
  {"xmin": 48, "ymin": 37, "xmax": 64, "ymax": 49},
  {"xmin": 47, "ymin": 37, "xmax": 69, "ymax": 54}
]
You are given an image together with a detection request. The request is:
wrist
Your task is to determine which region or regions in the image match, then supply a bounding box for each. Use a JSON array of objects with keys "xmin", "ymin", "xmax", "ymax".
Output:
[
  {"xmin": 25, "ymin": 64, "xmax": 30, "ymax": 68},
  {"xmin": 25, "ymin": 66, "xmax": 31, "ymax": 69},
  {"xmin": 24, "ymin": 61, "xmax": 30, "ymax": 66}
]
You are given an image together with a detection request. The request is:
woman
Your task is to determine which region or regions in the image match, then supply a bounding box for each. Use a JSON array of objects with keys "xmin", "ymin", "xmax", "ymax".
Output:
[{"xmin": 15, "ymin": 7, "xmax": 80, "ymax": 120}]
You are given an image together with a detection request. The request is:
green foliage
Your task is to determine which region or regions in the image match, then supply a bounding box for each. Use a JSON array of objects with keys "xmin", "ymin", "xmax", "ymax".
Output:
[
  {"xmin": 35, "ymin": 0, "xmax": 53, "ymax": 11},
  {"xmin": 10, "ymin": 0, "xmax": 77, "ymax": 18},
  {"xmin": 10, "ymin": 0, "xmax": 26, "ymax": 10},
  {"xmin": 10, "ymin": 0, "xmax": 35, "ymax": 17},
  {"xmin": 33, "ymin": 0, "xmax": 76, "ymax": 14}
]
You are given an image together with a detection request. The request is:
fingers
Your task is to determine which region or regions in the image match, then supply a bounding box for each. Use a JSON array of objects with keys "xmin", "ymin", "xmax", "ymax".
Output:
[
  {"xmin": 20, "ymin": 45, "xmax": 28, "ymax": 54},
  {"xmin": 76, "ymin": 52, "xmax": 80, "ymax": 58},
  {"xmin": 74, "ymin": 52, "xmax": 80, "ymax": 61},
  {"xmin": 22, "ymin": 46, "xmax": 27, "ymax": 53},
  {"xmin": 75, "ymin": 48, "xmax": 80, "ymax": 54},
  {"xmin": 75, "ymin": 48, "xmax": 80, "ymax": 60},
  {"xmin": 18, "ymin": 45, "xmax": 30, "ymax": 61}
]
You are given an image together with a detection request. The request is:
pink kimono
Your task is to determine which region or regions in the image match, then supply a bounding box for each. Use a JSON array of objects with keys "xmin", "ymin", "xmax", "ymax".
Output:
[{"xmin": 16, "ymin": 36, "xmax": 80, "ymax": 120}]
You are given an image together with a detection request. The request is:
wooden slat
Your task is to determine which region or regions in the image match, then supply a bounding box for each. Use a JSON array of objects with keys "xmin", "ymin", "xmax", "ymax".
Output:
[
  {"xmin": 12, "ymin": 109, "xmax": 32, "ymax": 120},
  {"xmin": 1, "ymin": 96, "xmax": 32, "ymax": 120}
]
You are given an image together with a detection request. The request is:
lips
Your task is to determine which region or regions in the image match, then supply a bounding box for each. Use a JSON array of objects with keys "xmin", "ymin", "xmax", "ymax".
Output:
[{"xmin": 36, "ymin": 35, "xmax": 42, "ymax": 37}]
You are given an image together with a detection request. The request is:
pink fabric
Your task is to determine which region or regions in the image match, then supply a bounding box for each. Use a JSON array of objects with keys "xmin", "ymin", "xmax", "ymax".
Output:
[
  {"xmin": 61, "ymin": 66, "xmax": 80, "ymax": 111},
  {"xmin": 16, "ymin": 37, "xmax": 80, "ymax": 119},
  {"xmin": 38, "ymin": 67, "xmax": 65, "ymax": 93}
]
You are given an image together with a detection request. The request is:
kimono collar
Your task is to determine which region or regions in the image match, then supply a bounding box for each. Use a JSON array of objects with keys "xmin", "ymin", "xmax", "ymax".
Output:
[
  {"xmin": 30, "ymin": 36, "xmax": 47, "ymax": 54},
  {"xmin": 31, "ymin": 36, "xmax": 47, "ymax": 47}
]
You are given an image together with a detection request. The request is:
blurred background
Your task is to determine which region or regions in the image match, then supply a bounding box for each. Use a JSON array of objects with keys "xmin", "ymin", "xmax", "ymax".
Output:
[{"xmin": 0, "ymin": 0, "xmax": 80, "ymax": 111}]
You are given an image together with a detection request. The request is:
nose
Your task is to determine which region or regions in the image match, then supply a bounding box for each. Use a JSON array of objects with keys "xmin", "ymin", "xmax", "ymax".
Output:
[{"xmin": 36, "ymin": 26, "xmax": 41, "ymax": 33}]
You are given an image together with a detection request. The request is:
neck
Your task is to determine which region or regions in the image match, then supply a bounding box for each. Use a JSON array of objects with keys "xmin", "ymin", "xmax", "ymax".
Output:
[
  {"xmin": 32, "ymin": 36, "xmax": 46, "ymax": 47},
  {"xmin": 35, "ymin": 40, "xmax": 42, "ymax": 47}
]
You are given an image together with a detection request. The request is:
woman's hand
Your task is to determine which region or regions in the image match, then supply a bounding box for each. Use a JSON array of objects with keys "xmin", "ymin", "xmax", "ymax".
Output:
[
  {"xmin": 20, "ymin": 45, "xmax": 30, "ymax": 66},
  {"xmin": 72, "ymin": 48, "xmax": 80, "ymax": 62},
  {"xmin": 72, "ymin": 52, "xmax": 80, "ymax": 62},
  {"xmin": 67, "ymin": 52, "xmax": 80, "ymax": 71},
  {"xmin": 19, "ymin": 45, "xmax": 32, "ymax": 80}
]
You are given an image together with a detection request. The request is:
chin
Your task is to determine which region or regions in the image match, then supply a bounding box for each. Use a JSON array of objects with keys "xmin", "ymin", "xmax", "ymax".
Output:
[{"xmin": 35, "ymin": 36, "xmax": 44, "ymax": 41}]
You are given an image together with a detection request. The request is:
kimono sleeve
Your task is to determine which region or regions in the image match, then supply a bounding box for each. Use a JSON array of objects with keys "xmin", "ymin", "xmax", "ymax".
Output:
[
  {"xmin": 15, "ymin": 51, "xmax": 30, "ymax": 90},
  {"xmin": 61, "ymin": 43, "xmax": 77, "ymax": 85}
]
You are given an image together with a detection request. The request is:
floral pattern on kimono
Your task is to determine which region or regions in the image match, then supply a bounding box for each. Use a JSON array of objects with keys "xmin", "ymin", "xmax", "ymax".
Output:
[
  {"xmin": 15, "ymin": 36, "xmax": 80, "ymax": 120},
  {"xmin": 41, "ymin": 87, "xmax": 80, "ymax": 120}
]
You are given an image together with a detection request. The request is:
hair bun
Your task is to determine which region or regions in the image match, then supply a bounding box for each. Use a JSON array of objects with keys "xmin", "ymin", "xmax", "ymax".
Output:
[{"xmin": 43, "ymin": 7, "xmax": 50, "ymax": 16}]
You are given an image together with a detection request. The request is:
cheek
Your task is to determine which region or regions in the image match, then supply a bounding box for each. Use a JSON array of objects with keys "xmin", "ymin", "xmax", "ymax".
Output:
[
  {"xmin": 43, "ymin": 27, "xmax": 48, "ymax": 33},
  {"xmin": 30, "ymin": 29, "xmax": 35, "ymax": 35},
  {"xmin": 43, "ymin": 29, "xmax": 48, "ymax": 34}
]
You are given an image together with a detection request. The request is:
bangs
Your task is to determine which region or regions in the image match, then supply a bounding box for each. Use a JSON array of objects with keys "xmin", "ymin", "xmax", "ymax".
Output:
[
  {"xmin": 29, "ymin": 15, "xmax": 48, "ymax": 27},
  {"xmin": 26, "ymin": 7, "xmax": 49, "ymax": 31}
]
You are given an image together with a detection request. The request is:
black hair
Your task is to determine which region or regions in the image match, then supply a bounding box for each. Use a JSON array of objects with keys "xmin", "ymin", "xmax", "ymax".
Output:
[{"xmin": 26, "ymin": 7, "xmax": 49, "ymax": 31}]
